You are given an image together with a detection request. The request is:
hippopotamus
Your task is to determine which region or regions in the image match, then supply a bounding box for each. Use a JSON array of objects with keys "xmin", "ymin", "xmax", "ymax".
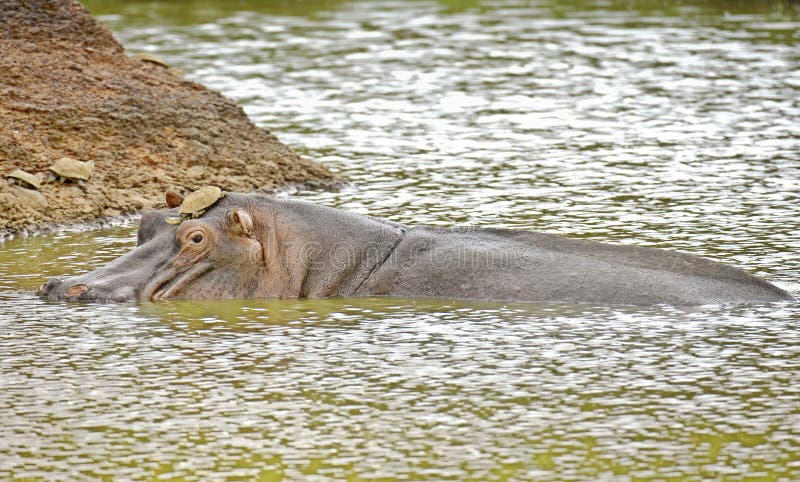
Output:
[{"xmin": 38, "ymin": 191, "xmax": 793, "ymax": 306}]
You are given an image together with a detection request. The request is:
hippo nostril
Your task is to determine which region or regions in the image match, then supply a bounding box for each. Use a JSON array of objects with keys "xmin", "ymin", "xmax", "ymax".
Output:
[
  {"xmin": 38, "ymin": 277, "xmax": 63, "ymax": 296},
  {"xmin": 66, "ymin": 284, "xmax": 89, "ymax": 297}
]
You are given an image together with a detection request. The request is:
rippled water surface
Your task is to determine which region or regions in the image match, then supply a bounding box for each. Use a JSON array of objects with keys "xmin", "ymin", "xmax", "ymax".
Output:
[{"xmin": 2, "ymin": 0, "xmax": 800, "ymax": 480}]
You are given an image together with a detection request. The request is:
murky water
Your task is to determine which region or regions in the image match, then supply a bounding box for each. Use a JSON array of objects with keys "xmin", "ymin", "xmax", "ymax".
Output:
[{"xmin": 2, "ymin": 0, "xmax": 800, "ymax": 480}]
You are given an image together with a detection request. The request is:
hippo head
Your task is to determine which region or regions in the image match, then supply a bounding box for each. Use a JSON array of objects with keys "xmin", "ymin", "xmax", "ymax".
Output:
[{"xmin": 38, "ymin": 193, "xmax": 267, "ymax": 302}]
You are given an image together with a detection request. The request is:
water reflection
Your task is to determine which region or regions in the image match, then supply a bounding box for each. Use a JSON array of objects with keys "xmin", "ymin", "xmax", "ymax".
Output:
[
  {"xmin": 2, "ymin": 287, "xmax": 798, "ymax": 480},
  {"xmin": 2, "ymin": 0, "xmax": 799, "ymax": 480}
]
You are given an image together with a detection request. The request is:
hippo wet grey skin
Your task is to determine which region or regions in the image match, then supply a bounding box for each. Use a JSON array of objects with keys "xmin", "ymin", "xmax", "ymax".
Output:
[{"xmin": 38, "ymin": 192, "xmax": 793, "ymax": 306}]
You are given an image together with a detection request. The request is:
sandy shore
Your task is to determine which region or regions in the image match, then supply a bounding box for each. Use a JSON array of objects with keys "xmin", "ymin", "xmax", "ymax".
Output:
[{"xmin": 0, "ymin": 0, "xmax": 339, "ymax": 239}]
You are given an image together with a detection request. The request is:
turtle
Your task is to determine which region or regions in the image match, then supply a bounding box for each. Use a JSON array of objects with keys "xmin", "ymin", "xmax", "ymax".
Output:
[
  {"xmin": 166, "ymin": 186, "xmax": 225, "ymax": 225},
  {"xmin": 133, "ymin": 52, "xmax": 168, "ymax": 68},
  {"xmin": 6, "ymin": 169, "xmax": 43, "ymax": 190},
  {"xmin": 49, "ymin": 158, "xmax": 94, "ymax": 185}
]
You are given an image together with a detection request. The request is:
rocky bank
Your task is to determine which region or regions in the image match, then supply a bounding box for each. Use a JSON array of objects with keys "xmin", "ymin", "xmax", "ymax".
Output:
[{"xmin": 0, "ymin": 0, "xmax": 339, "ymax": 239}]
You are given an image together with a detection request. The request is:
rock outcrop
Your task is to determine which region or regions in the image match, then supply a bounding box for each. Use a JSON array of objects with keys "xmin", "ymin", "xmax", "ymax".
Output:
[{"xmin": 0, "ymin": 0, "xmax": 338, "ymax": 238}]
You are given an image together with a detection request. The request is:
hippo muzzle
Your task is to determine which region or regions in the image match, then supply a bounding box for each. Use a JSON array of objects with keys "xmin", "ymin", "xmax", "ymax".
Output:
[
  {"xmin": 37, "ymin": 209, "xmax": 183, "ymax": 302},
  {"xmin": 38, "ymin": 277, "xmax": 137, "ymax": 302},
  {"xmin": 37, "ymin": 233, "xmax": 174, "ymax": 302}
]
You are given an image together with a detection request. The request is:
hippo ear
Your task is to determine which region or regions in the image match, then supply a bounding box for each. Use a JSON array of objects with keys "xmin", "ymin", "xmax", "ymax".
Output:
[
  {"xmin": 227, "ymin": 208, "xmax": 254, "ymax": 237},
  {"xmin": 165, "ymin": 190, "xmax": 183, "ymax": 208}
]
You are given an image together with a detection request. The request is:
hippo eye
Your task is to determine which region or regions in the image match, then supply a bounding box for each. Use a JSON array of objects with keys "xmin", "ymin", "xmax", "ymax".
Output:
[{"xmin": 188, "ymin": 231, "xmax": 205, "ymax": 245}]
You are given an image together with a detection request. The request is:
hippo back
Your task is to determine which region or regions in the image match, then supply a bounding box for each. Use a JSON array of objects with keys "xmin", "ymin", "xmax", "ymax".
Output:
[{"xmin": 358, "ymin": 227, "xmax": 791, "ymax": 305}]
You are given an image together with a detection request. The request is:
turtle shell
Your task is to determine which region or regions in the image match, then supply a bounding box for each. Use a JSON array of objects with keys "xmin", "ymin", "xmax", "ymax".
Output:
[
  {"xmin": 6, "ymin": 169, "xmax": 42, "ymax": 189},
  {"xmin": 133, "ymin": 52, "xmax": 168, "ymax": 67},
  {"xmin": 49, "ymin": 158, "xmax": 94, "ymax": 180},
  {"xmin": 179, "ymin": 186, "xmax": 224, "ymax": 216}
]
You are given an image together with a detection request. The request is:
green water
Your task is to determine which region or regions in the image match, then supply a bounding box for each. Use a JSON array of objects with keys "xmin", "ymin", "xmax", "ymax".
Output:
[{"xmin": 2, "ymin": 0, "xmax": 799, "ymax": 480}]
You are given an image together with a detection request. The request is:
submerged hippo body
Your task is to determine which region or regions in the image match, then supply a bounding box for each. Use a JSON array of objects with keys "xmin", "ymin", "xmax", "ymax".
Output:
[{"xmin": 38, "ymin": 193, "xmax": 792, "ymax": 306}]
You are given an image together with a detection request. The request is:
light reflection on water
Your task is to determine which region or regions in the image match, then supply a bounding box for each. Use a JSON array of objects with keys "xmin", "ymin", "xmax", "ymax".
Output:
[
  {"xmin": 2, "ymin": 0, "xmax": 800, "ymax": 480},
  {"xmin": 2, "ymin": 289, "xmax": 799, "ymax": 480}
]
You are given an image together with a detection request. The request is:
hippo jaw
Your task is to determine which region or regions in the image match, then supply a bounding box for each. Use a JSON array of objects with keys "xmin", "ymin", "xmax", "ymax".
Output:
[{"xmin": 140, "ymin": 261, "xmax": 214, "ymax": 301}]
